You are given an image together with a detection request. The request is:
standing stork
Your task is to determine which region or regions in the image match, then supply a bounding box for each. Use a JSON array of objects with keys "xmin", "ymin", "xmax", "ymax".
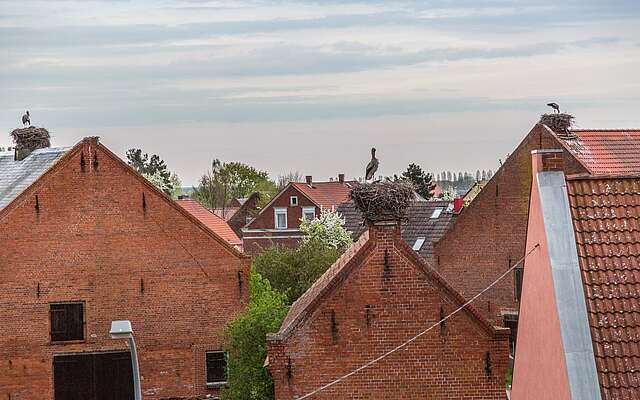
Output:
[
  {"xmin": 21, "ymin": 110, "xmax": 30, "ymax": 126},
  {"xmin": 546, "ymin": 102, "xmax": 560, "ymax": 114},
  {"xmin": 365, "ymin": 147, "xmax": 379, "ymax": 181}
]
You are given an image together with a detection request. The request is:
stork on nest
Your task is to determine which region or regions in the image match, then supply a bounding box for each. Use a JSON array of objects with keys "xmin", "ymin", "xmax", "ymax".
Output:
[{"xmin": 350, "ymin": 181, "xmax": 414, "ymax": 222}]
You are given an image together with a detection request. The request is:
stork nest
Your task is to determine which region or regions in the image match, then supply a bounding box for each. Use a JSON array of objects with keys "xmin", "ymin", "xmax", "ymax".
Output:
[
  {"xmin": 350, "ymin": 181, "xmax": 414, "ymax": 222},
  {"xmin": 10, "ymin": 126, "xmax": 51, "ymax": 150},
  {"xmin": 540, "ymin": 113, "xmax": 575, "ymax": 139}
]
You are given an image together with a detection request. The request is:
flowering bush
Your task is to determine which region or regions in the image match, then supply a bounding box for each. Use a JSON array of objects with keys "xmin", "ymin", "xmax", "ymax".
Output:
[{"xmin": 299, "ymin": 209, "xmax": 352, "ymax": 250}]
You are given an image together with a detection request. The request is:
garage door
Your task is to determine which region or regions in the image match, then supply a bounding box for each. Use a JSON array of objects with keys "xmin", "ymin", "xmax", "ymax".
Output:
[{"xmin": 53, "ymin": 352, "xmax": 134, "ymax": 400}]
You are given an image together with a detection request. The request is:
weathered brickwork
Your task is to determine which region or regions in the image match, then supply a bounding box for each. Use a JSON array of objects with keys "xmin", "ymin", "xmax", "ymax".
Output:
[
  {"xmin": 267, "ymin": 222, "xmax": 510, "ymax": 399},
  {"xmin": 0, "ymin": 138, "xmax": 250, "ymax": 399},
  {"xmin": 433, "ymin": 124, "xmax": 587, "ymax": 324}
]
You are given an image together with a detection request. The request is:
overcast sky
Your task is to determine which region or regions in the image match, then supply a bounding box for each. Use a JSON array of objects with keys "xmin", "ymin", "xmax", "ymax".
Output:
[{"xmin": 1, "ymin": 1, "xmax": 639, "ymax": 185}]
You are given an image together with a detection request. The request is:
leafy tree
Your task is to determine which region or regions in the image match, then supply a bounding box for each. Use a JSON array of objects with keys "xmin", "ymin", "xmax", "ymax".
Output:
[
  {"xmin": 394, "ymin": 163, "xmax": 436, "ymax": 200},
  {"xmin": 299, "ymin": 210, "xmax": 352, "ymax": 250},
  {"xmin": 193, "ymin": 159, "xmax": 277, "ymax": 209},
  {"xmin": 126, "ymin": 148, "xmax": 176, "ymax": 195},
  {"xmin": 221, "ymin": 269, "xmax": 289, "ymax": 400},
  {"xmin": 253, "ymin": 239, "xmax": 343, "ymax": 305}
]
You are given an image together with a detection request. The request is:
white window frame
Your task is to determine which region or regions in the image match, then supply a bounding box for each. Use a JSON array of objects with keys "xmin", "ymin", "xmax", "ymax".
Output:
[
  {"xmin": 290, "ymin": 196, "xmax": 298, "ymax": 206},
  {"xmin": 274, "ymin": 207, "xmax": 288, "ymax": 229},
  {"xmin": 302, "ymin": 206, "xmax": 316, "ymax": 221}
]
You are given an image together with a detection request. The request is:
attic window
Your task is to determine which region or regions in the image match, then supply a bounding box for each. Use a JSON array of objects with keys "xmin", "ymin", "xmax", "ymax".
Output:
[
  {"xmin": 445, "ymin": 203, "xmax": 454, "ymax": 213},
  {"xmin": 430, "ymin": 208, "xmax": 443, "ymax": 219},
  {"xmin": 50, "ymin": 302, "xmax": 84, "ymax": 342},
  {"xmin": 205, "ymin": 351, "xmax": 228, "ymax": 387},
  {"xmin": 412, "ymin": 237, "xmax": 426, "ymax": 251},
  {"xmin": 290, "ymin": 196, "xmax": 298, "ymax": 206}
]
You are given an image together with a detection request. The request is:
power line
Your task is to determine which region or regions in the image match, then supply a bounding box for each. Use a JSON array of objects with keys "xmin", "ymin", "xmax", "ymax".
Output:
[{"xmin": 296, "ymin": 243, "xmax": 540, "ymax": 400}]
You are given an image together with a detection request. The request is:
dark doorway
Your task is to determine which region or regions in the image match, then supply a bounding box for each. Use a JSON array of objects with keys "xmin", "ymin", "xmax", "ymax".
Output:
[{"xmin": 53, "ymin": 352, "xmax": 134, "ymax": 400}]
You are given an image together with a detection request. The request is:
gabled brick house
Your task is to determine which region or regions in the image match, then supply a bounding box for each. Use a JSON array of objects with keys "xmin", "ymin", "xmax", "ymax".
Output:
[
  {"xmin": 512, "ymin": 149, "xmax": 640, "ymax": 400},
  {"xmin": 266, "ymin": 214, "xmax": 510, "ymax": 399},
  {"xmin": 0, "ymin": 137, "xmax": 250, "ymax": 400},
  {"xmin": 242, "ymin": 175, "xmax": 353, "ymax": 254},
  {"xmin": 432, "ymin": 122, "xmax": 640, "ymax": 343}
]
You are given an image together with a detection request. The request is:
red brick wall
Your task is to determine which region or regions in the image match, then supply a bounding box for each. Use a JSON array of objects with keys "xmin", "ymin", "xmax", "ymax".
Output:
[
  {"xmin": 433, "ymin": 124, "xmax": 587, "ymax": 323},
  {"xmin": 267, "ymin": 222, "xmax": 510, "ymax": 399},
  {"xmin": 246, "ymin": 186, "xmax": 316, "ymax": 230},
  {"xmin": 0, "ymin": 139, "xmax": 250, "ymax": 400}
]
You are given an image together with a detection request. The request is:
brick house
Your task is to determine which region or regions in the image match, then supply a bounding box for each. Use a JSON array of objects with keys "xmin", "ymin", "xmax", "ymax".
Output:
[
  {"xmin": 213, "ymin": 191, "xmax": 261, "ymax": 237},
  {"xmin": 266, "ymin": 215, "xmax": 510, "ymax": 399},
  {"xmin": 242, "ymin": 175, "xmax": 353, "ymax": 254},
  {"xmin": 512, "ymin": 149, "xmax": 640, "ymax": 400},
  {"xmin": 432, "ymin": 123, "xmax": 640, "ymax": 343},
  {"xmin": 0, "ymin": 137, "xmax": 250, "ymax": 400}
]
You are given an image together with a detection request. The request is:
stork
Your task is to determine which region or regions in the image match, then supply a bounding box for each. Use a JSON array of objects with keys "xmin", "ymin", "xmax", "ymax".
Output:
[
  {"xmin": 546, "ymin": 102, "xmax": 560, "ymax": 114},
  {"xmin": 365, "ymin": 147, "xmax": 379, "ymax": 181},
  {"xmin": 21, "ymin": 110, "xmax": 30, "ymax": 126}
]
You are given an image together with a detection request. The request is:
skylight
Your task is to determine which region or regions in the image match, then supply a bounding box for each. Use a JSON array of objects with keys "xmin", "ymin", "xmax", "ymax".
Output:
[
  {"xmin": 430, "ymin": 208, "xmax": 443, "ymax": 219},
  {"xmin": 413, "ymin": 237, "xmax": 426, "ymax": 251}
]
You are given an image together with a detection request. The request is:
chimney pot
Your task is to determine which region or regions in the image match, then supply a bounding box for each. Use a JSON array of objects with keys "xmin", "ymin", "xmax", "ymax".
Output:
[
  {"xmin": 305, "ymin": 175, "xmax": 312, "ymax": 185},
  {"xmin": 338, "ymin": 173, "xmax": 345, "ymax": 183},
  {"xmin": 453, "ymin": 198, "xmax": 464, "ymax": 214}
]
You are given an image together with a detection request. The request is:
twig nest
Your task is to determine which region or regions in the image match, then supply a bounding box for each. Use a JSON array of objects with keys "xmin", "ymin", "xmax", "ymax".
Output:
[
  {"xmin": 10, "ymin": 126, "xmax": 51, "ymax": 150},
  {"xmin": 350, "ymin": 181, "xmax": 414, "ymax": 222},
  {"xmin": 540, "ymin": 113, "xmax": 575, "ymax": 139}
]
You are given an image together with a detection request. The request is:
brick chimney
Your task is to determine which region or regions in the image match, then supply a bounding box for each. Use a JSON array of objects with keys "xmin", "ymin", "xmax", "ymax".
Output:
[
  {"xmin": 338, "ymin": 173, "xmax": 345, "ymax": 183},
  {"xmin": 305, "ymin": 175, "xmax": 312, "ymax": 185},
  {"xmin": 531, "ymin": 149, "xmax": 564, "ymax": 173}
]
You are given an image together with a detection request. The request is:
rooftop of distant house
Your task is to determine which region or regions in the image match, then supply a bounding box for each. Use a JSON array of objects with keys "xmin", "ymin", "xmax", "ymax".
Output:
[
  {"xmin": 176, "ymin": 198, "xmax": 242, "ymax": 248},
  {"xmin": 290, "ymin": 175, "xmax": 355, "ymax": 210}
]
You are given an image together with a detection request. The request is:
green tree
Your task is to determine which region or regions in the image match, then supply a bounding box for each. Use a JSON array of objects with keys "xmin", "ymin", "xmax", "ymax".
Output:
[
  {"xmin": 126, "ymin": 148, "xmax": 177, "ymax": 196},
  {"xmin": 395, "ymin": 163, "xmax": 436, "ymax": 200},
  {"xmin": 221, "ymin": 269, "xmax": 289, "ymax": 400},
  {"xmin": 193, "ymin": 159, "xmax": 277, "ymax": 209},
  {"xmin": 253, "ymin": 239, "xmax": 343, "ymax": 305}
]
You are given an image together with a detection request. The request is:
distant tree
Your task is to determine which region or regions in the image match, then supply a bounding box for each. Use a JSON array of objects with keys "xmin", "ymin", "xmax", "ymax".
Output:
[
  {"xmin": 488, "ymin": 169, "xmax": 494, "ymax": 179},
  {"xmin": 394, "ymin": 163, "xmax": 436, "ymax": 200},
  {"xmin": 277, "ymin": 171, "xmax": 303, "ymax": 190},
  {"xmin": 221, "ymin": 269, "xmax": 289, "ymax": 400},
  {"xmin": 446, "ymin": 171, "xmax": 452, "ymax": 181},
  {"xmin": 476, "ymin": 170, "xmax": 481, "ymax": 182},
  {"xmin": 482, "ymin": 170, "xmax": 487, "ymax": 180},
  {"xmin": 457, "ymin": 172, "xmax": 463, "ymax": 182},
  {"xmin": 126, "ymin": 148, "xmax": 176, "ymax": 195},
  {"xmin": 193, "ymin": 159, "xmax": 277, "ymax": 209}
]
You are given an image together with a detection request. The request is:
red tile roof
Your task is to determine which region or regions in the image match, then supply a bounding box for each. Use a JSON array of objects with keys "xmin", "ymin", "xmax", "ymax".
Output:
[
  {"xmin": 567, "ymin": 176, "xmax": 640, "ymax": 398},
  {"xmin": 291, "ymin": 181, "xmax": 354, "ymax": 210},
  {"xmin": 213, "ymin": 206, "xmax": 240, "ymax": 220},
  {"xmin": 558, "ymin": 129, "xmax": 640, "ymax": 176},
  {"xmin": 176, "ymin": 198, "xmax": 242, "ymax": 247}
]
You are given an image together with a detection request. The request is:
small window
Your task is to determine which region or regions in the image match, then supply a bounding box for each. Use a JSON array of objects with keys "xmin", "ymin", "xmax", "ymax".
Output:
[
  {"xmin": 206, "ymin": 351, "xmax": 228, "ymax": 386},
  {"xmin": 412, "ymin": 237, "xmax": 426, "ymax": 251},
  {"xmin": 290, "ymin": 196, "xmax": 298, "ymax": 206},
  {"xmin": 445, "ymin": 203, "xmax": 454, "ymax": 213},
  {"xmin": 302, "ymin": 206, "xmax": 316, "ymax": 221},
  {"xmin": 275, "ymin": 208, "xmax": 288, "ymax": 229},
  {"xmin": 430, "ymin": 208, "xmax": 443, "ymax": 219},
  {"xmin": 50, "ymin": 302, "xmax": 84, "ymax": 342}
]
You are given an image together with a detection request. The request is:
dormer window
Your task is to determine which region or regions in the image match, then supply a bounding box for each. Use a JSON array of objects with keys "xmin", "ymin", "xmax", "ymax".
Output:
[
  {"xmin": 275, "ymin": 208, "xmax": 288, "ymax": 229},
  {"xmin": 290, "ymin": 196, "xmax": 298, "ymax": 206}
]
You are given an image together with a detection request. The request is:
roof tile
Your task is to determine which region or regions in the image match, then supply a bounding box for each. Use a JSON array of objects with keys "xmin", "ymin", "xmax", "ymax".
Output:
[
  {"xmin": 559, "ymin": 130, "xmax": 640, "ymax": 175},
  {"xmin": 176, "ymin": 198, "xmax": 242, "ymax": 247}
]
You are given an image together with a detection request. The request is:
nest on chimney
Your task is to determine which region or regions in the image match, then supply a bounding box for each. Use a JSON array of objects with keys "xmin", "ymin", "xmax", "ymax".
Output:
[
  {"xmin": 10, "ymin": 126, "xmax": 51, "ymax": 150},
  {"xmin": 350, "ymin": 181, "xmax": 414, "ymax": 222},
  {"xmin": 540, "ymin": 113, "xmax": 576, "ymax": 139}
]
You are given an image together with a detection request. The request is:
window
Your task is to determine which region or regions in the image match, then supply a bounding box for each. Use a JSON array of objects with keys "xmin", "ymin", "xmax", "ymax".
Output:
[
  {"xmin": 274, "ymin": 208, "xmax": 288, "ymax": 229},
  {"xmin": 206, "ymin": 351, "xmax": 227, "ymax": 386},
  {"xmin": 290, "ymin": 196, "xmax": 298, "ymax": 206},
  {"xmin": 412, "ymin": 237, "xmax": 426, "ymax": 251},
  {"xmin": 430, "ymin": 207, "xmax": 443, "ymax": 219},
  {"xmin": 302, "ymin": 206, "xmax": 316, "ymax": 221},
  {"xmin": 50, "ymin": 302, "xmax": 84, "ymax": 342}
]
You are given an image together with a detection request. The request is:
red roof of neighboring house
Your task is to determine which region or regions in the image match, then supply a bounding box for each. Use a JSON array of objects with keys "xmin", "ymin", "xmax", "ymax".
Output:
[
  {"xmin": 177, "ymin": 198, "xmax": 242, "ymax": 247},
  {"xmin": 567, "ymin": 176, "xmax": 640, "ymax": 398},
  {"xmin": 213, "ymin": 207, "xmax": 240, "ymax": 220},
  {"xmin": 557, "ymin": 129, "xmax": 640, "ymax": 176},
  {"xmin": 291, "ymin": 181, "xmax": 354, "ymax": 210}
]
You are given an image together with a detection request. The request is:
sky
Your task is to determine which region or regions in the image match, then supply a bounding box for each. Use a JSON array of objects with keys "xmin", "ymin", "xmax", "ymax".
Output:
[{"xmin": 1, "ymin": 1, "xmax": 640, "ymax": 185}]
